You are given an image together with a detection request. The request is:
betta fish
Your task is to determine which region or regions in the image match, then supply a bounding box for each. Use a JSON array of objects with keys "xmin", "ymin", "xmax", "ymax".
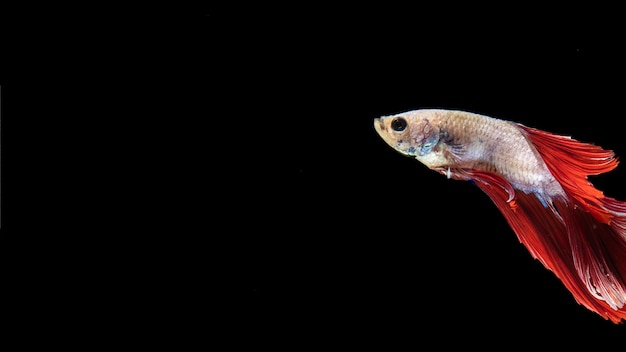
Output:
[{"xmin": 373, "ymin": 108, "xmax": 626, "ymax": 323}]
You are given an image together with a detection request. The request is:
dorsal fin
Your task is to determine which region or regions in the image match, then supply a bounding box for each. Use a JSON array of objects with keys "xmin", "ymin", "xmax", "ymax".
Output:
[{"xmin": 518, "ymin": 124, "xmax": 619, "ymax": 223}]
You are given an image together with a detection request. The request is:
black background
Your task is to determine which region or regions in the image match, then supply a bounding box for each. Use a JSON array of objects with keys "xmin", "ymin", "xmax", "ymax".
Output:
[
  {"xmin": 211, "ymin": 6, "xmax": 626, "ymax": 348},
  {"xmin": 3, "ymin": 4, "xmax": 626, "ymax": 349},
  {"xmin": 201, "ymin": 7, "xmax": 626, "ymax": 348}
]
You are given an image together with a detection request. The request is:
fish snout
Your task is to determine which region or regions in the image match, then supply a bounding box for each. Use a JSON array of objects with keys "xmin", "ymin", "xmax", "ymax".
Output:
[{"xmin": 374, "ymin": 118, "xmax": 386, "ymax": 134}]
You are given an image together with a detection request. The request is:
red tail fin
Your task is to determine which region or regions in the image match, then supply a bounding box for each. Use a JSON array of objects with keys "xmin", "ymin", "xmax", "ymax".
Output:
[
  {"xmin": 455, "ymin": 123, "xmax": 626, "ymax": 323},
  {"xmin": 519, "ymin": 125, "xmax": 626, "ymax": 323},
  {"xmin": 519, "ymin": 125, "xmax": 620, "ymax": 223}
]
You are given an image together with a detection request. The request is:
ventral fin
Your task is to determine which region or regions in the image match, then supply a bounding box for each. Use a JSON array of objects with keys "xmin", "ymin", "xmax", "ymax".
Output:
[{"xmin": 455, "ymin": 167, "xmax": 626, "ymax": 323}]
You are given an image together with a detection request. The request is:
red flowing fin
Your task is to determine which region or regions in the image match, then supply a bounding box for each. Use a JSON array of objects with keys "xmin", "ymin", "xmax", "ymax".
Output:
[
  {"xmin": 518, "ymin": 125, "xmax": 626, "ymax": 322},
  {"xmin": 455, "ymin": 169, "xmax": 570, "ymax": 269},
  {"xmin": 560, "ymin": 207, "xmax": 626, "ymax": 317},
  {"xmin": 455, "ymin": 168, "xmax": 626, "ymax": 323},
  {"xmin": 517, "ymin": 124, "xmax": 620, "ymax": 224}
]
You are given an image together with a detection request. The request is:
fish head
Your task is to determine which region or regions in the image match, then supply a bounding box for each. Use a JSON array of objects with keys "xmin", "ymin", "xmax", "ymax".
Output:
[{"xmin": 373, "ymin": 110, "xmax": 449, "ymax": 169}]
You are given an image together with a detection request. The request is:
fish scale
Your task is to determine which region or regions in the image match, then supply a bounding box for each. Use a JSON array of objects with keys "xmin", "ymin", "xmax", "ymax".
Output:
[{"xmin": 410, "ymin": 110, "xmax": 561, "ymax": 196}]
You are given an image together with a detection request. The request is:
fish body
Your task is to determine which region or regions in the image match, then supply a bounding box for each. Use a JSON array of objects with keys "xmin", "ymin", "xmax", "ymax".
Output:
[
  {"xmin": 374, "ymin": 108, "xmax": 626, "ymax": 323},
  {"xmin": 375, "ymin": 109, "xmax": 564, "ymax": 198}
]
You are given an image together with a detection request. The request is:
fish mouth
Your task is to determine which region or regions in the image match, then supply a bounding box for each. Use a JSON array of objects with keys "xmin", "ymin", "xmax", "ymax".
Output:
[
  {"xmin": 373, "ymin": 118, "xmax": 385, "ymax": 134},
  {"xmin": 374, "ymin": 117, "xmax": 396, "ymax": 148}
]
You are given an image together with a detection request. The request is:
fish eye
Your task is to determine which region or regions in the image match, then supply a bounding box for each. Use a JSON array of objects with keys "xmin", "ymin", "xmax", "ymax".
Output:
[{"xmin": 391, "ymin": 118, "xmax": 407, "ymax": 132}]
